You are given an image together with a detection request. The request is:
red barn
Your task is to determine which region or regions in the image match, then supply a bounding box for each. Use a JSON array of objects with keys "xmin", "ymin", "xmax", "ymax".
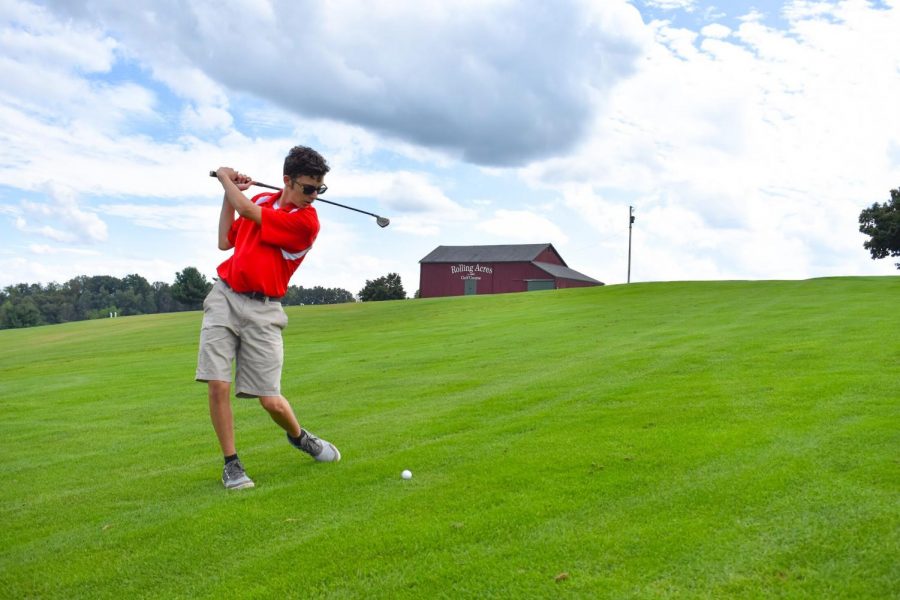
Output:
[{"xmin": 419, "ymin": 243, "xmax": 603, "ymax": 298}]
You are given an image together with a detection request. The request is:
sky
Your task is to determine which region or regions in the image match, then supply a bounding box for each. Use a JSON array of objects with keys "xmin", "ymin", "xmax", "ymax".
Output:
[{"xmin": 1, "ymin": 0, "xmax": 898, "ymax": 296}]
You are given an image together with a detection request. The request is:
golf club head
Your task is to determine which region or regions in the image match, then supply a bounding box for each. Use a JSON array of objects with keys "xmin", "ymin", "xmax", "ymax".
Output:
[{"xmin": 376, "ymin": 217, "xmax": 390, "ymax": 228}]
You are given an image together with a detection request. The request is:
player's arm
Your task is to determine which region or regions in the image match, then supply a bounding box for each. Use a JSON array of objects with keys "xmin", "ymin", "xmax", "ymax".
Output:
[
  {"xmin": 217, "ymin": 197, "xmax": 235, "ymax": 250},
  {"xmin": 215, "ymin": 167, "xmax": 261, "ymax": 225}
]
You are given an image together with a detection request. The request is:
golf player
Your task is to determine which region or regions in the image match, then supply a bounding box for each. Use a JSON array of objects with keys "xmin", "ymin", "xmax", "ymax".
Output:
[{"xmin": 197, "ymin": 146, "xmax": 341, "ymax": 490}]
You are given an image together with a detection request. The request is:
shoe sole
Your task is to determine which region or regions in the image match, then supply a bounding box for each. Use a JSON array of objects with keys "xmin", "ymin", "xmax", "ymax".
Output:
[{"xmin": 224, "ymin": 480, "xmax": 255, "ymax": 490}]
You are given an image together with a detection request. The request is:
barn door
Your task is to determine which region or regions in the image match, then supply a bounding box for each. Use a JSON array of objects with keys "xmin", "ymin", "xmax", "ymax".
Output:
[
  {"xmin": 527, "ymin": 280, "xmax": 555, "ymax": 291},
  {"xmin": 464, "ymin": 279, "xmax": 477, "ymax": 295}
]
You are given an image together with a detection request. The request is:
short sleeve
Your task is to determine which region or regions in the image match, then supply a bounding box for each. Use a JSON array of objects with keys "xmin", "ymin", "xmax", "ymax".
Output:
[{"xmin": 260, "ymin": 206, "xmax": 320, "ymax": 253}]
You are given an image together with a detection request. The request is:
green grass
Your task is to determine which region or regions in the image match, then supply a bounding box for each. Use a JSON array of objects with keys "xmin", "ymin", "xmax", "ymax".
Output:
[{"xmin": 1, "ymin": 277, "xmax": 897, "ymax": 598}]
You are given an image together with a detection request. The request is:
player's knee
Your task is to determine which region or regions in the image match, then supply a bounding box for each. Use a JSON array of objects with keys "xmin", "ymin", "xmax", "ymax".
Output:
[
  {"xmin": 258, "ymin": 395, "xmax": 282, "ymax": 412},
  {"xmin": 208, "ymin": 380, "xmax": 230, "ymax": 402}
]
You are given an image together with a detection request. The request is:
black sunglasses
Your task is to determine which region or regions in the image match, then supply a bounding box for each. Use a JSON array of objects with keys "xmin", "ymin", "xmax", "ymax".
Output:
[{"xmin": 291, "ymin": 180, "xmax": 327, "ymax": 196}]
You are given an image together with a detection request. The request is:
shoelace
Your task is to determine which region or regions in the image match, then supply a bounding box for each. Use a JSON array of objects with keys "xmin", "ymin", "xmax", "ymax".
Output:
[
  {"xmin": 300, "ymin": 433, "xmax": 323, "ymax": 456},
  {"xmin": 225, "ymin": 461, "xmax": 245, "ymax": 480}
]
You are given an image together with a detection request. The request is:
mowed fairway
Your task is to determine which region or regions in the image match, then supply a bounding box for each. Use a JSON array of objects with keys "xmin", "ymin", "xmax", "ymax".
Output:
[{"xmin": 1, "ymin": 277, "xmax": 897, "ymax": 598}]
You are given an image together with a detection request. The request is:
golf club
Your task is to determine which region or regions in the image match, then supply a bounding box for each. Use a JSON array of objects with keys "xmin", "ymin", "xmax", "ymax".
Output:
[{"xmin": 209, "ymin": 171, "xmax": 390, "ymax": 228}]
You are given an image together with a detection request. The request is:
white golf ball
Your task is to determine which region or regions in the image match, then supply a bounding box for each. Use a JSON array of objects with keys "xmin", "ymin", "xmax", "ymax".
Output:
[{"xmin": 401, "ymin": 469, "xmax": 412, "ymax": 480}]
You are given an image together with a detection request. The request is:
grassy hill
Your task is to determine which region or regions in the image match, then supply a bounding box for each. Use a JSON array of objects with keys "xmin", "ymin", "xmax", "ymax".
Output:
[{"xmin": 1, "ymin": 277, "xmax": 897, "ymax": 598}]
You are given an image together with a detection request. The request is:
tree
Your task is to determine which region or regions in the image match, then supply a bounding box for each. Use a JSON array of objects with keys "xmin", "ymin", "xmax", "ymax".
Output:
[
  {"xmin": 32, "ymin": 282, "xmax": 72, "ymax": 324},
  {"xmin": 282, "ymin": 285, "xmax": 354, "ymax": 306},
  {"xmin": 171, "ymin": 267, "xmax": 212, "ymax": 310},
  {"xmin": 323, "ymin": 287, "xmax": 355, "ymax": 304},
  {"xmin": 73, "ymin": 275, "xmax": 123, "ymax": 319},
  {"xmin": 120, "ymin": 273, "xmax": 156, "ymax": 314},
  {"xmin": 152, "ymin": 281, "xmax": 178, "ymax": 313},
  {"xmin": 358, "ymin": 273, "xmax": 406, "ymax": 301},
  {"xmin": 859, "ymin": 187, "xmax": 900, "ymax": 269},
  {"xmin": 0, "ymin": 298, "xmax": 42, "ymax": 329}
]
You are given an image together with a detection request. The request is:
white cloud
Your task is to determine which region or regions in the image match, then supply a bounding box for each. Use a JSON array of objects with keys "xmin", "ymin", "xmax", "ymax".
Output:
[
  {"xmin": 0, "ymin": 1, "xmax": 116, "ymax": 72},
  {"xmin": 477, "ymin": 210, "xmax": 569, "ymax": 243},
  {"xmin": 98, "ymin": 203, "xmax": 219, "ymax": 232},
  {"xmin": 700, "ymin": 23, "xmax": 731, "ymax": 39},
  {"xmin": 180, "ymin": 104, "xmax": 234, "ymax": 133},
  {"xmin": 0, "ymin": 96, "xmax": 290, "ymax": 200},
  {"xmin": 28, "ymin": 244, "xmax": 100, "ymax": 256},
  {"xmin": 0, "ymin": 3, "xmax": 150, "ymax": 136},
  {"xmin": 13, "ymin": 184, "xmax": 108, "ymax": 244},
  {"xmin": 149, "ymin": 64, "xmax": 228, "ymax": 106},
  {"xmin": 382, "ymin": 172, "xmax": 467, "ymax": 216},
  {"xmin": 644, "ymin": 0, "xmax": 697, "ymax": 11},
  {"xmin": 329, "ymin": 169, "xmax": 476, "ymax": 236}
]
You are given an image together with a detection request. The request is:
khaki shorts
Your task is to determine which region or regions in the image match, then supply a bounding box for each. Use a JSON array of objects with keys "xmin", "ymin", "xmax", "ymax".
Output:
[{"xmin": 195, "ymin": 280, "xmax": 289, "ymax": 398}]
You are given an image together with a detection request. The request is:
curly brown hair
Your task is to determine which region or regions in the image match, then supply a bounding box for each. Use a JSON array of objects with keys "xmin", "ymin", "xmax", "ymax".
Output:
[{"xmin": 283, "ymin": 146, "xmax": 330, "ymax": 180}]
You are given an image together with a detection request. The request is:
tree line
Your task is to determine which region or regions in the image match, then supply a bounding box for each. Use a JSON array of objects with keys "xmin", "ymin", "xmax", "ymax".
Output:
[{"xmin": 0, "ymin": 267, "xmax": 362, "ymax": 330}]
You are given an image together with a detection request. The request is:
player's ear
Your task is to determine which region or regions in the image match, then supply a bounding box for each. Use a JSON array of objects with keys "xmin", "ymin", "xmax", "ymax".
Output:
[{"xmin": 283, "ymin": 175, "xmax": 291, "ymax": 188}]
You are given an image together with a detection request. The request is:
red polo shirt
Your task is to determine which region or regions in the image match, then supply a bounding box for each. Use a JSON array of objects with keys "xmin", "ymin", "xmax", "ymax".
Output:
[{"xmin": 217, "ymin": 191, "xmax": 320, "ymax": 297}]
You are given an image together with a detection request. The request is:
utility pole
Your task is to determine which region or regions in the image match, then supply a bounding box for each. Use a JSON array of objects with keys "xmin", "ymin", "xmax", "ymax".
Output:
[{"xmin": 627, "ymin": 206, "xmax": 635, "ymax": 284}]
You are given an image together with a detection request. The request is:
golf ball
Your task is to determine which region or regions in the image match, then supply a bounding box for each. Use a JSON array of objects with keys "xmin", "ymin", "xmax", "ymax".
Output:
[{"xmin": 401, "ymin": 469, "xmax": 412, "ymax": 480}]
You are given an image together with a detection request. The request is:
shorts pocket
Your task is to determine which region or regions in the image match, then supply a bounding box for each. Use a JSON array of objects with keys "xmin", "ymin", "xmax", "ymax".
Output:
[
  {"xmin": 274, "ymin": 305, "xmax": 288, "ymax": 330},
  {"xmin": 201, "ymin": 285, "xmax": 230, "ymax": 327}
]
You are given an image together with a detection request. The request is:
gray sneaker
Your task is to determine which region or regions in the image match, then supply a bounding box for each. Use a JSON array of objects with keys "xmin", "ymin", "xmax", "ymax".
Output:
[
  {"xmin": 222, "ymin": 459, "xmax": 255, "ymax": 490},
  {"xmin": 288, "ymin": 430, "xmax": 341, "ymax": 462}
]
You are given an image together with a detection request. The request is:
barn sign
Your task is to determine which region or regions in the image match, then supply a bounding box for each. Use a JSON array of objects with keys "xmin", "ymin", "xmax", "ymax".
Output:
[{"xmin": 450, "ymin": 264, "xmax": 494, "ymax": 276}]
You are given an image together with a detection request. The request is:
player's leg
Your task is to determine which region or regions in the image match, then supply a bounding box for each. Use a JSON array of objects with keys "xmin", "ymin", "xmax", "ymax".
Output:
[
  {"xmin": 196, "ymin": 282, "xmax": 252, "ymax": 489},
  {"xmin": 259, "ymin": 394, "xmax": 301, "ymax": 437},
  {"xmin": 209, "ymin": 380, "xmax": 236, "ymax": 456},
  {"xmin": 238, "ymin": 301, "xmax": 340, "ymax": 462}
]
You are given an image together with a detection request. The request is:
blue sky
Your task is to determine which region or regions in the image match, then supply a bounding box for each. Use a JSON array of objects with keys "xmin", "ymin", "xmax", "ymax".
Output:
[{"xmin": 1, "ymin": 0, "xmax": 898, "ymax": 296}]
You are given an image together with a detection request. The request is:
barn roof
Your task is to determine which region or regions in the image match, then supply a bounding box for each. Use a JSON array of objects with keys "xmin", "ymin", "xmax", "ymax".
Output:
[
  {"xmin": 420, "ymin": 243, "xmax": 564, "ymax": 264},
  {"xmin": 532, "ymin": 262, "xmax": 603, "ymax": 284}
]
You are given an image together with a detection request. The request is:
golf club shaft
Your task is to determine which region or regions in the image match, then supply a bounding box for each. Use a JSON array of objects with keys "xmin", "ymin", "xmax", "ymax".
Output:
[{"xmin": 208, "ymin": 171, "xmax": 388, "ymax": 222}]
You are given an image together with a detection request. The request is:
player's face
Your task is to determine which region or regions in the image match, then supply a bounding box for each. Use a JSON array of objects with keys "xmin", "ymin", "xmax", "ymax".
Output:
[{"xmin": 283, "ymin": 175, "xmax": 326, "ymax": 208}]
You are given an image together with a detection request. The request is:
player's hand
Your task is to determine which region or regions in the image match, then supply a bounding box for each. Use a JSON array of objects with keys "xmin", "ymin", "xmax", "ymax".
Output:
[{"xmin": 216, "ymin": 167, "xmax": 253, "ymax": 191}]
